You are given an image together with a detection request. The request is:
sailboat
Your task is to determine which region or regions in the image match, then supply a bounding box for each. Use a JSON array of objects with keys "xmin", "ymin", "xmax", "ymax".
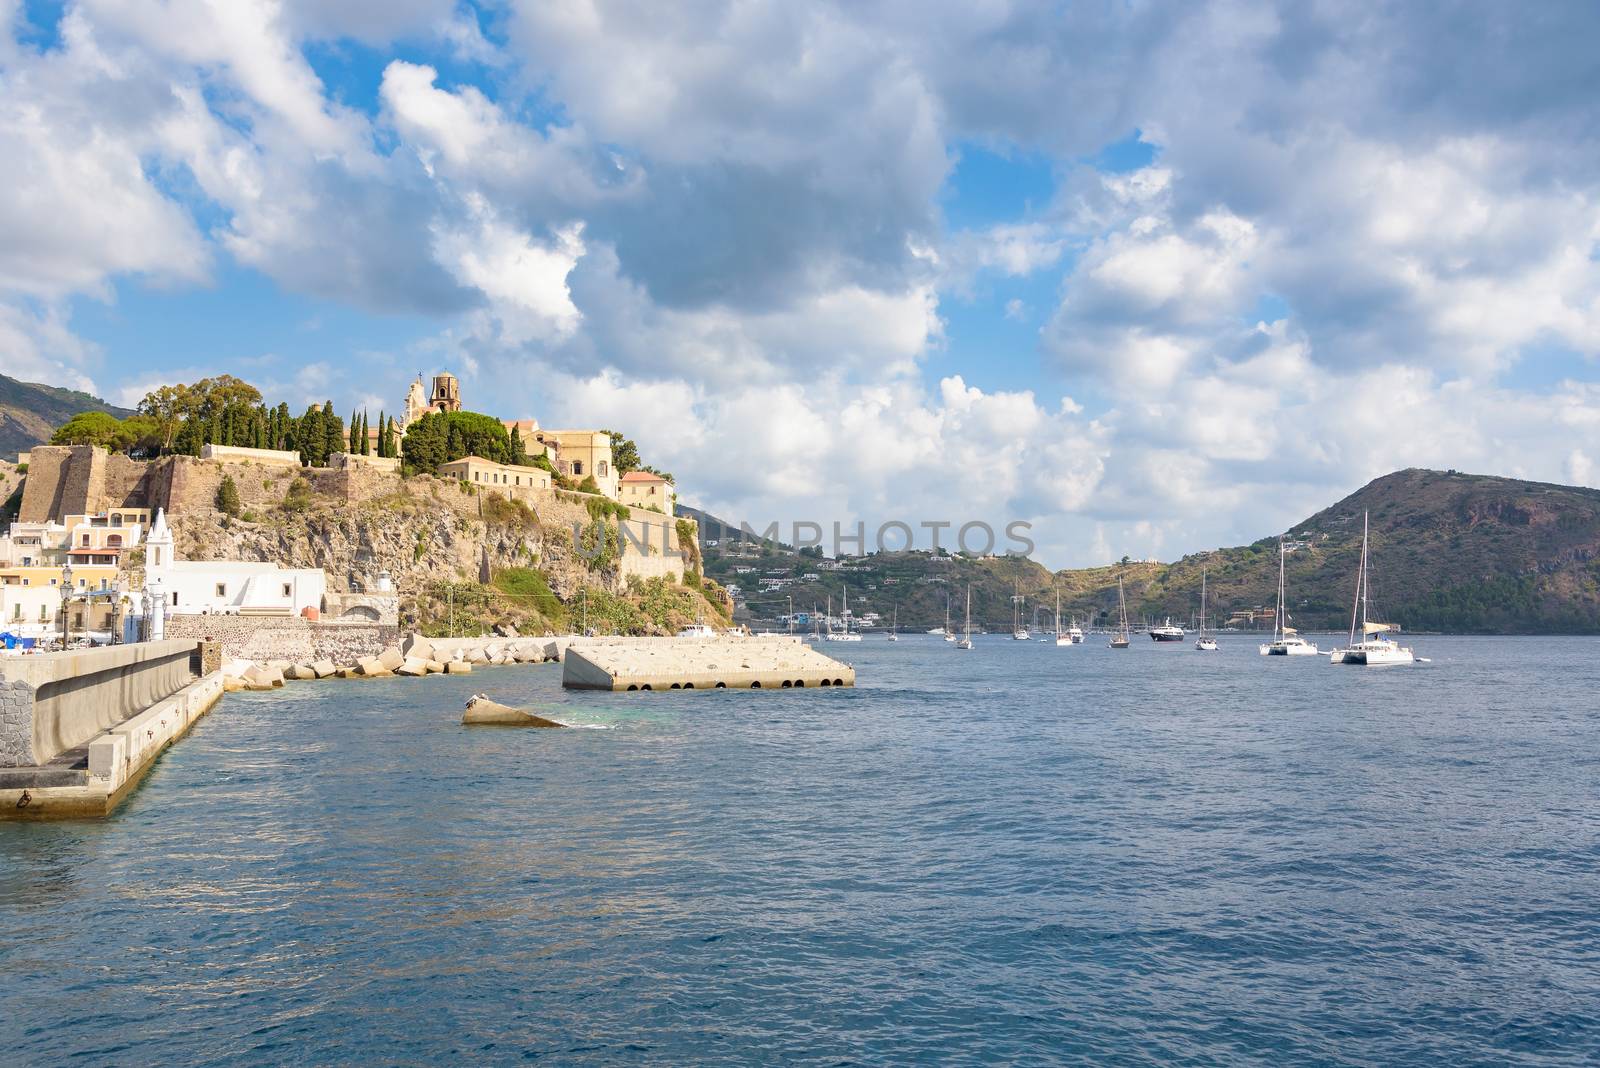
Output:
[
  {"xmin": 886, "ymin": 604, "xmax": 898, "ymax": 641},
  {"xmin": 1110, "ymin": 575, "xmax": 1131, "ymax": 648},
  {"xmin": 826, "ymin": 588, "xmax": 862, "ymax": 642},
  {"xmin": 1195, "ymin": 569, "xmax": 1218, "ymax": 651},
  {"xmin": 1330, "ymin": 511, "xmax": 1416, "ymax": 665},
  {"xmin": 957, "ymin": 584, "xmax": 974, "ymax": 649},
  {"xmin": 1259, "ymin": 541, "xmax": 1319, "ymax": 655},
  {"xmin": 1054, "ymin": 590, "xmax": 1073, "ymax": 646},
  {"xmin": 1011, "ymin": 584, "xmax": 1030, "ymax": 640},
  {"xmin": 943, "ymin": 593, "xmax": 957, "ymax": 642}
]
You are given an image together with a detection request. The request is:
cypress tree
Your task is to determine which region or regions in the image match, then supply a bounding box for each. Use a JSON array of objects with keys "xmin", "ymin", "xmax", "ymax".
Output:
[{"xmin": 321, "ymin": 401, "xmax": 342, "ymax": 467}]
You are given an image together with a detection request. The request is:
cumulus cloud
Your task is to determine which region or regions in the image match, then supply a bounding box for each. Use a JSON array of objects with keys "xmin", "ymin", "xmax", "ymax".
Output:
[{"xmin": 2, "ymin": 0, "xmax": 1598, "ymax": 567}]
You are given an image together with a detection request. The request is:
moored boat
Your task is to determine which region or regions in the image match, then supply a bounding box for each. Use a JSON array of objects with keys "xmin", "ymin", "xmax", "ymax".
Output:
[
  {"xmin": 1329, "ymin": 511, "xmax": 1417, "ymax": 666},
  {"xmin": 1260, "ymin": 540, "xmax": 1319, "ymax": 656}
]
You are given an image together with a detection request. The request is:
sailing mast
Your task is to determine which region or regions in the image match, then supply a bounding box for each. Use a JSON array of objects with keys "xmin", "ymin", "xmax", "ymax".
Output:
[
  {"xmin": 1055, "ymin": 589, "xmax": 1063, "ymax": 640},
  {"xmin": 1349, "ymin": 511, "xmax": 1368, "ymax": 647}
]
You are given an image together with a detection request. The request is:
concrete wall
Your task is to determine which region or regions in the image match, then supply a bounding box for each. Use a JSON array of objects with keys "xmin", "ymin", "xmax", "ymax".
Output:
[
  {"xmin": 164, "ymin": 614, "xmax": 397, "ymax": 664},
  {"xmin": 200, "ymin": 444, "xmax": 302, "ymax": 467},
  {"xmin": 0, "ymin": 639, "xmax": 199, "ymax": 767}
]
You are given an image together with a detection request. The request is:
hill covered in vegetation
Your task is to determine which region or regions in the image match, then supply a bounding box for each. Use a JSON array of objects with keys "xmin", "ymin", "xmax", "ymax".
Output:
[
  {"xmin": 0, "ymin": 373, "xmax": 132, "ymax": 458},
  {"xmin": 691, "ymin": 469, "xmax": 1600, "ymax": 634}
]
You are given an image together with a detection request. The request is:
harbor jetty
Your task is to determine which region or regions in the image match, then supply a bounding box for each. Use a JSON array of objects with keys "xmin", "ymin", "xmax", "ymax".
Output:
[
  {"xmin": 563, "ymin": 635, "xmax": 855, "ymax": 691},
  {"xmin": 1, "ymin": 640, "xmax": 223, "ymax": 819}
]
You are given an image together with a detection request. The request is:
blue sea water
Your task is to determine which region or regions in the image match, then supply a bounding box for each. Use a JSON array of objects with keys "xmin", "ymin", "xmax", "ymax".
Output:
[{"xmin": 2, "ymin": 635, "xmax": 1599, "ymax": 1065}]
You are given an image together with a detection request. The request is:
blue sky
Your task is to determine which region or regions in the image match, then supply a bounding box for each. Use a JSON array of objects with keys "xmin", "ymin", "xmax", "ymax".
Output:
[{"xmin": 4, "ymin": 1, "xmax": 1599, "ymax": 566}]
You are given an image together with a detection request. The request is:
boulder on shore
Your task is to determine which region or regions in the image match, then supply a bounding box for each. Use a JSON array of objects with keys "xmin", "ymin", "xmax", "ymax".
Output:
[{"xmin": 461, "ymin": 695, "xmax": 566, "ymax": 727}]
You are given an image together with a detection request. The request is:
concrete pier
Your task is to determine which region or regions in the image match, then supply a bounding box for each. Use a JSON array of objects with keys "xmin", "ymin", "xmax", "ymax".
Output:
[
  {"xmin": 562, "ymin": 636, "xmax": 855, "ymax": 691},
  {"xmin": 1, "ymin": 641, "xmax": 222, "ymax": 819}
]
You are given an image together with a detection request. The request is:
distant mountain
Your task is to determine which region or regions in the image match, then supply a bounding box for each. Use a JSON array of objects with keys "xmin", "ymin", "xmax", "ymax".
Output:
[
  {"xmin": 687, "ymin": 469, "xmax": 1600, "ymax": 634},
  {"xmin": 0, "ymin": 373, "xmax": 134, "ymax": 458}
]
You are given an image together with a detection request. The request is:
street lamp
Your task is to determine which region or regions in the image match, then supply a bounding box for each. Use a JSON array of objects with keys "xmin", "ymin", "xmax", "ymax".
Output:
[{"xmin": 60, "ymin": 561, "xmax": 74, "ymax": 649}]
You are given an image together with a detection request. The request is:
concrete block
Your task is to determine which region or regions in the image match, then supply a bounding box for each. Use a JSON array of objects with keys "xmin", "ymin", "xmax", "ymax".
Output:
[
  {"xmin": 243, "ymin": 664, "xmax": 284, "ymax": 690},
  {"xmin": 466, "ymin": 647, "xmax": 489, "ymax": 664},
  {"xmin": 311, "ymin": 659, "xmax": 338, "ymax": 678},
  {"xmin": 445, "ymin": 661, "xmax": 472, "ymax": 674},
  {"xmin": 377, "ymin": 646, "xmax": 405, "ymax": 672},
  {"xmin": 396, "ymin": 657, "xmax": 429, "ymax": 677},
  {"xmin": 287, "ymin": 664, "xmax": 318, "ymax": 680},
  {"xmin": 357, "ymin": 657, "xmax": 391, "ymax": 677},
  {"xmin": 88, "ymin": 734, "xmax": 127, "ymax": 778},
  {"xmin": 425, "ymin": 659, "xmax": 446, "ymax": 674},
  {"xmin": 462, "ymin": 695, "xmax": 564, "ymax": 727}
]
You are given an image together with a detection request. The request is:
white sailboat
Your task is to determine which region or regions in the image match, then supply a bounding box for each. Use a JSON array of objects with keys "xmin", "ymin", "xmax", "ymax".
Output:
[
  {"xmin": 1330, "ymin": 511, "xmax": 1417, "ymax": 665},
  {"xmin": 1260, "ymin": 541, "xmax": 1319, "ymax": 655},
  {"xmin": 1054, "ymin": 590, "xmax": 1073, "ymax": 646},
  {"xmin": 958, "ymin": 584, "xmax": 974, "ymax": 650},
  {"xmin": 1011, "ymin": 585, "xmax": 1030, "ymax": 640},
  {"xmin": 886, "ymin": 604, "xmax": 898, "ymax": 641},
  {"xmin": 826, "ymin": 588, "xmax": 862, "ymax": 642},
  {"xmin": 1195, "ymin": 569, "xmax": 1218, "ymax": 651},
  {"xmin": 1110, "ymin": 575, "xmax": 1131, "ymax": 648},
  {"xmin": 943, "ymin": 593, "xmax": 957, "ymax": 642}
]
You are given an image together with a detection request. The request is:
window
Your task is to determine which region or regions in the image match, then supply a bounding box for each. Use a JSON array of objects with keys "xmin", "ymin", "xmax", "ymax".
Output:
[
  {"xmin": 81, "ymin": 534, "xmax": 90, "ymax": 545},
  {"xmin": 215, "ymin": 583, "xmax": 227, "ymax": 597},
  {"xmin": 10, "ymin": 605, "xmax": 18, "ymax": 621},
  {"xmin": 282, "ymin": 583, "xmax": 292, "ymax": 598},
  {"xmin": 172, "ymin": 592, "xmax": 178, "ymax": 606},
  {"xmin": 112, "ymin": 514, "xmax": 122, "ymax": 525},
  {"xmin": 474, "ymin": 472, "xmax": 480, "ymax": 482},
  {"xmin": 573, "ymin": 461, "xmax": 584, "ymax": 476},
  {"xmin": 107, "ymin": 535, "xmax": 122, "ymax": 547},
  {"xmin": 599, "ymin": 461, "xmax": 608, "ymax": 477}
]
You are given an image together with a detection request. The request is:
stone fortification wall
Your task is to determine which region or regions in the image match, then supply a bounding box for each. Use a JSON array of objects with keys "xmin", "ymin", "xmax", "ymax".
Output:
[
  {"xmin": 164, "ymin": 614, "xmax": 396, "ymax": 664},
  {"xmin": 200, "ymin": 444, "xmax": 302, "ymax": 467},
  {"xmin": 19, "ymin": 446, "xmax": 157, "ymax": 523}
]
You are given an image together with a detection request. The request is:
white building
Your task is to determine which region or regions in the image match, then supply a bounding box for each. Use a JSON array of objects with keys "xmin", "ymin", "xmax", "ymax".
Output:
[{"xmin": 143, "ymin": 509, "xmax": 325, "ymax": 617}]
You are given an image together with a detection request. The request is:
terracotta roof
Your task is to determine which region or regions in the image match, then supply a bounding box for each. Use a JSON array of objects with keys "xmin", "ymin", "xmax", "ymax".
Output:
[{"xmin": 620, "ymin": 470, "xmax": 669, "ymax": 483}]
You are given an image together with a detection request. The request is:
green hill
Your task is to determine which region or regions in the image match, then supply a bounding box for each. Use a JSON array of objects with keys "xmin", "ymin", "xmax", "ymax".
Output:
[
  {"xmin": 690, "ymin": 469, "xmax": 1600, "ymax": 634},
  {"xmin": 0, "ymin": 373, "xmax": 133, "ymax": 459}
]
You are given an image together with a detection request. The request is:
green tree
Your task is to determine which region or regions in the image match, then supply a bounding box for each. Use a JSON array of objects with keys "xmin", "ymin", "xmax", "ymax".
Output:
[
  {"xmin": 296, "ymin": 404, "xmax": 324, "ymax": 466},
  {"xmin": 216, "ymin": 474, "xmax": 241, "ymax": 517},
  {"xmin": 320, "ymin": 401, "xmax": 343, "ymax": 466},
  {"xmin": 137, "ymin": 384, "xmax": 192, "ymax": 453},
  {"xmin": 509, "ymin": 426, "xmax": 528, "ymax": 465},
  {"xmin": 50, "ymin": 411, "xmax": 127, "ymax": 449},
  {"xmin": 605, "ymin": 429, "xmax": 641, "ymax": 474}
]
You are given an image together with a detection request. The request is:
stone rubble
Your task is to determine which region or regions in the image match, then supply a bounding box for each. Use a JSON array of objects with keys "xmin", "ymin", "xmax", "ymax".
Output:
[{"xmin": 216, "ymin": 635, "xmax": 564, "ymax": 690}]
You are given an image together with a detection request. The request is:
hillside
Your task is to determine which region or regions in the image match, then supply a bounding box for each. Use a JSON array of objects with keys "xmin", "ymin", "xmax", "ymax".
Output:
[
  {"xmin": 691, "ymin": 469, "xmax": 1600, "ymax": 634},
  {"xmin": 0, "ymin": 373, "xmax": 133, "ymax": 458}
]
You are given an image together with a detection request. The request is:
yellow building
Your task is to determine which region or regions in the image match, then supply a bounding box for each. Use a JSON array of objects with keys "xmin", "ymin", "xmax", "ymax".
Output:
[
  {"xmin": 0, "ymin": 563, "xmax": 122, "ymax": 638},
  {"xmin": 618, "ymin": 471, "xmax": 674, "ymax": 513},
  {"xmin": 439, "ymin": 456, "xmax": 553, "ymax": 495},
  {"xmin": 532, "ymin": 429, "xmax": 618, "ymax": 499}
]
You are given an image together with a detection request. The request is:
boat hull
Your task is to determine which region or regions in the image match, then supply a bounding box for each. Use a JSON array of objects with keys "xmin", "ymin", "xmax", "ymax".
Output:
[
  {"xmin": 1334, "ymin": 642, "xmax": 1415, "ymax": 666},
  {"xmin": 1150, "ymin": 631, "xmax": 1184, "ymax": 642},
  {"xmin": 1195, "ymin": 638, "xmax": 1218, "ymax": 651}
]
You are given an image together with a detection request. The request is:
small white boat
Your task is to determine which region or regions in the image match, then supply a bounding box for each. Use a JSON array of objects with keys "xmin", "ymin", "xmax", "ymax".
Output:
[
  {"xmin": 1195, "ymin": 570, "xmax": 1218, "ymax": 651},
  {"xmin": 1329, "ymin": 511, "xmax": 1416, "ymax": 666},
  {"xmin": 1260, "ymin": 540, "xmax": 1319, "ymax": 655},
  {"xmin": 1011, "ymin": 585, "xmax": 1029, "ymax": 639},
  {"xmin": 886, "ymin": 605, "xmax": 898, "ymax": 641},
  {"xmin": 1054, "ymin": 590, "xmax": 1074, "ymax": 646},
  {"xmin": 958, "ymin": 584, "xmax": 974, "ymax": 650},
  {"xmin": 678, "ymin": 623, "xmax": 717, "ymax": 638},
  {"xmin": 1110, "ymin": 575, "xmax": 1131, "ymax": 648}
]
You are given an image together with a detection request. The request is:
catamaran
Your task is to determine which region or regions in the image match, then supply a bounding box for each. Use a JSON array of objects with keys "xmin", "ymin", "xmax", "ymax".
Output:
[
  {"xmin": 1054, "ymin": 590, "xmax": 1073, "ymax": 646},
  {"xmin": 1195, "ymin": 569, "xmax": 1218, "ymax": 651},
  {"xmin": 1260, "ymin": 540, "xmax": 1319, "ymax": 655},
  {"xmin": 1011, "ymin": 585, "xmax": 1030, "ymax": 640},
  {"xmin": 826, "ymin": 588, "xmax": 862, "ymax": 642},
  {"xmin": 1110, "ymin": 575, "xmax": 1131, "ymax": 648},
  {"xmin": 1329, "ymin": 511, "xmax": 1417, "ymax": 665},
  {"xmin": 958, "ymin": 584, "xmax": 974, "ymax": 650}
]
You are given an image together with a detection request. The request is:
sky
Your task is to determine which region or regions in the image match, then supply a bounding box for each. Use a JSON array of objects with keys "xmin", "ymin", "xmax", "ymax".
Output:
[{"xmin": 3, "ymin": 0, "xmax": 1599, "ymax": 567}]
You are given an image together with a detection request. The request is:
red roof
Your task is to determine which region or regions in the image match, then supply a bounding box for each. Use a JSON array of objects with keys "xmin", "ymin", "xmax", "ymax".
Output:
[{"xmin": 620, "ymin": 471, "xmax": 668, "ymax": 483}]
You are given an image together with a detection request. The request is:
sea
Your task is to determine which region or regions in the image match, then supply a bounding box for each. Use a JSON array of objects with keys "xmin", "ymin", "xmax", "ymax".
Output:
[{"xmin": 2, "ymin": 634, "xmax": 1597, "ymax": 1065}]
